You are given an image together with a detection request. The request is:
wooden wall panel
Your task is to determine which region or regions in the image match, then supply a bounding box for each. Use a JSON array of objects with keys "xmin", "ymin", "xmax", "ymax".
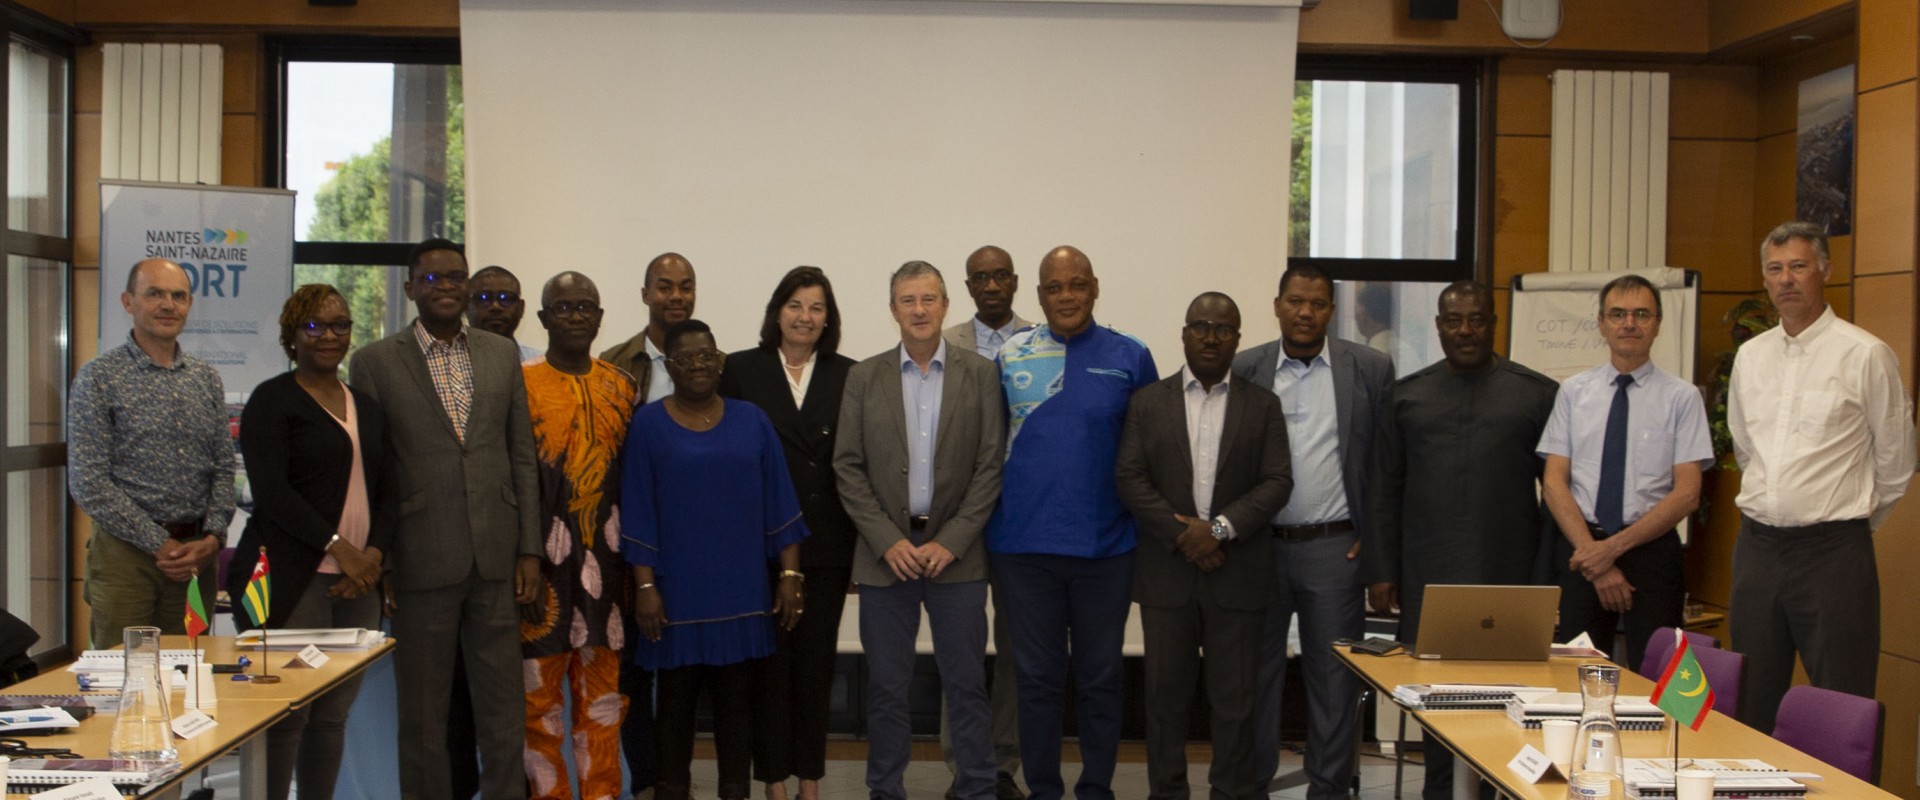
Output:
[
  {"xmin": 1710, "ymin": 0, "xmax": 1851, "ymax": 51},
  {"xmin": 1298, "ymin": 0, "xmax": 1710, "ymax": 54},
  {"xmin": 1666, "ymin": 139, "xmax": 1757, "ymax": 281},
  {"xmin": 1827, "ymin": 234, "xmax": 1855, "ymax": 284},
  {"xmin": 1858, "ymin": 0, "xmax": 1918, "ymax": 93},
  {"xmin": 16, "ymin": 0, "xmax": 73, "ymax": 24},
  {"xmin": 1874, "ymin": 653, "xmax": 1920, "ymax": 798},
  {"xmin": 73, "ymin": 114, "xmax": 98, "ymax": 269},
  {"xmin": 74, "ymin": 0, "xmax": 457, "ymax": 32},
  {"xmin": 1853, "ymin": 273, "xmax": 1915, "ymax": 387},
  {"xmin": 1880, "ymin": 500, "xmax": 1920, "ymax": 663},
  {"xmin": 1492, "ymin": 136, "xmax": 1551, "ymax": 285},
  {"xmin": 1757, "ymin": 36, "xmax": 1860, "ymax": 138},
  {"xmin": 1821, "ymin": 284, "xmax": 1852, "ymax": 318},
  {"xmin": 1855, "ymin": 82, "xmax": 1918, "ymax": 275},
  {"xmin": 1689, "ymin": 470, "xmax": 1743, "ymax": 608}
]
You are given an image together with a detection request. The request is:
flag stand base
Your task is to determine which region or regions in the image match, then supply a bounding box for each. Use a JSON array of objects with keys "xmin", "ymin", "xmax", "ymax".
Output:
[{"xmin": 250, "ymin": 675, "xmax": 282, "ymax": 683}]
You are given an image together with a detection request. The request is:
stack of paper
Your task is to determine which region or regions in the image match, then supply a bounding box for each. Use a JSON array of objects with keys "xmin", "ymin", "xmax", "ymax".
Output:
[
  {"xmin": 1390, "ymin": 684, "xmax": 1554, "ymax": 710},
  {"xmin": 1623, "ymin": 758, "xmax": 1813, "ymax": 799},
  {"xmin": 4, "ymin": 758, "xmax": 181, "ymax": 795},
  {"xmin": 233, "ymin": 628, "xmax": 388, "ymax": 651},
  {"xmin": 66, "ymin": 650, "xmax": 192, "ymax": 691},
  {"xmin": 1505, "ymin": 692, "xmax": 1667, "ymax": 730},
  {"xmin": 0, "ymin": 706, "xmax": 82, "ymax": 732}
]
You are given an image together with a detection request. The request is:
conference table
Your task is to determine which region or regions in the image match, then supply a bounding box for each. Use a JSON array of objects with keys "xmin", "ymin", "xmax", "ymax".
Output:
[
  {"xmin": 1, "ymin": 634, "xmax": 396, "ymax": 798},
  {"xmin": 1336, "ymin": 645, "xmax": 1899, "ymax": 799}
]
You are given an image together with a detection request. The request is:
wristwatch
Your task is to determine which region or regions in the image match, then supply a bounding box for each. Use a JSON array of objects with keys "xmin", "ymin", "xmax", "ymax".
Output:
[{"xmin": 1209, "ymin": 517, "xmax": 1230, "ymax": 542}]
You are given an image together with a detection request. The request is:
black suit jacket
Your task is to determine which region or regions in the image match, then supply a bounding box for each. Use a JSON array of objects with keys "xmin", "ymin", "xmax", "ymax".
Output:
[
  {"xmin": 228, "ymin": 371, "xmax": 396, "ymax": 629},
  {"xmin": 1116, "ymin": 373, "xmax": 1293, "ymax": 611},
  {"xmin": 719, "ymin": 347, "xmax": 859, "ymax": 571}
]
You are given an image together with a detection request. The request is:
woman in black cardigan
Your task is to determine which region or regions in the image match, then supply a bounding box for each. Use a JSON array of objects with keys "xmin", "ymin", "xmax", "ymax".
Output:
[
  {"xmin": 719, "ymin": 267, "xmax": 857, "ymax": 800},
  {"xmin": 228, "ymin": 284, "xmax": 394, "ymax": 800}
]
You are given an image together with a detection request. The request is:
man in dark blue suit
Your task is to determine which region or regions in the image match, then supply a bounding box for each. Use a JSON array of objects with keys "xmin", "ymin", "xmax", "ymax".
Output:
[{"xmin": 1231, "ymin": 266, "xmax": 1394, "ymax": 799}]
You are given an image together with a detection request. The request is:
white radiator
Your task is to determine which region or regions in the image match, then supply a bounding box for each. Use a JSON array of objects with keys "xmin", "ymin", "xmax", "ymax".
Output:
[
  {"xmin": 1548, "ymin": 70, "xmax": 1669, "ymax": 272},
  {"xmin": 100, "ymin": 43, "xmax": 222, "ymax": 184}
]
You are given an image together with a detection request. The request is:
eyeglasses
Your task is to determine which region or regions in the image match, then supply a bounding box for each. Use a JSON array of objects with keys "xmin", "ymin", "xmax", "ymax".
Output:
[
  {"xmin": 473, "ymin": 290, "xmax": 520, "ymax": 306},
  {"xmin": 544, "ymin": 300, "xmax": 603, "ymax": 318},
  {"xmin": 967, "ymin": 270, "xmax": 1015, "ymax": 287},
  {"xmin": 1604, "ymin": 308, "xmax": 1658, "ymax": 323},
  {"xmin": 417, "ymin": 271, "xmax": 468, "ymax": 287},
  {"xmin": 666, "ymin": 350, "xmax": 722, "ymax": 369},
  {"xmin": 300, "ymin": 320, "xmax": 354, "ymax": 338},
  {"xmin": 1184, "ymin": 321, "xmax": 1240, "ymax": 341}
]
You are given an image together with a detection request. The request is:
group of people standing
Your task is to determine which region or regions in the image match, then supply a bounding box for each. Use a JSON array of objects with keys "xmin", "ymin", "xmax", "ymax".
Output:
[{"xmin": 66, "ymin": 220, "xmax": 1910, "ymax": 800}]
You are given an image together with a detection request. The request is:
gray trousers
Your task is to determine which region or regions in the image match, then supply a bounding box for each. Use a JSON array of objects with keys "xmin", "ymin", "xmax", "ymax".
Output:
[
  {"xmin": 394, "ymin": 568, "xmax": 528, "ymax": 800},
  {"xmin": 1140, "ymin": 590, "xmax": 1266, "ymax": 800},
  {"xmin": 266, "ymin": 573, "xmax": 381, "ymax": 800},
  {"xmin": 1251, "ymin": 531, "xmax": 1364, "ymax": 800},
  {"xmin": 860, "ymin": 577, "xmax": 994, "ymax": 800},
  {"xmin": 1730, "ymin": 515, "xmax": 1880, "ymax": 734},
  {"xmin": 939, "ymin": 572, "xmax": 1022, "ymax": 781}
]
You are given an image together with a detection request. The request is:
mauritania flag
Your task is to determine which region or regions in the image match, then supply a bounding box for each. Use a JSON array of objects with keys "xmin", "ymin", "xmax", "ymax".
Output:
[
  {"xmin": 184, "ymin": 573, "xmax": 209, "ymax": 638},
  {"xmin": 241, "ymin": 549, "xmax": 272, "ymax": 628},
  {"xmin": 1650, "ymin": 636, "xmax": 1715, "ymax": 730}
]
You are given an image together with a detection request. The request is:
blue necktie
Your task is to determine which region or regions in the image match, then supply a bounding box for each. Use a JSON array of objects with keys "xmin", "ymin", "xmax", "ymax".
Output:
[{"xmin": 1595, "ymin": 373, "xmax": 1634, "ymax": 533}]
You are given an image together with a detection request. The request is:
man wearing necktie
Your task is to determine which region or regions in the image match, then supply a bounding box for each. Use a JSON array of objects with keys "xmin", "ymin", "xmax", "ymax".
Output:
[{"xmin": 1536, "ymin": 274, "xmax": 1713, "ymax": 670}]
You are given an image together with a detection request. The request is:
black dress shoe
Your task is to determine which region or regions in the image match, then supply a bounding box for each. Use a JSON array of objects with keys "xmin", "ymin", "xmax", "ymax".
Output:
[{"xmin": 995, "ymin": 771, "xmax": 1026, "ymax": 800}]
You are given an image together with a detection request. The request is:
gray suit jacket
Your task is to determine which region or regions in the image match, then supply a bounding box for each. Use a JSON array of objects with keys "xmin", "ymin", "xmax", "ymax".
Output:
[
  {"xmin": 833, "ymin": 345, "xmax": 1005, "ymax": 587},
  {"xmin": 942, "ymin": 313, "xmax": 1031, "ymax": 359},
  {"xmin": 1116, "ymin": 373, "xmax": 1292, "ymax": 610},
  {"xmin": 1231, "ymin": 336, "xmax": 1394, "ymax": 547},
  {"xmin": 347, "ymin": 323, "xmax": 541, "ymax": 592}
]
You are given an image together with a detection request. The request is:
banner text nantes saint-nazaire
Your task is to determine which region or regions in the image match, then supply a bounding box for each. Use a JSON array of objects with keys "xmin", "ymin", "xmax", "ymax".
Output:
[{"xmin": 99, "ymin": 181, "xmax": 295, "ymax": 398}]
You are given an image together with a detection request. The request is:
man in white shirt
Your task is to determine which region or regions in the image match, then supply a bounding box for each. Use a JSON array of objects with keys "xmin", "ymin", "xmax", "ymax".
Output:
[{"xmin": 1728, "ymin": 221, "xmax": 1916, "ymax": 734}]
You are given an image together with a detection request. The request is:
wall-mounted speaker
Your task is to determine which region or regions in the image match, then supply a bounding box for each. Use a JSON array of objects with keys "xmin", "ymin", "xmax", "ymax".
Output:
[{"xmin": 1409, "ymin": 0, "xmax": 1459, "ymax": 21}]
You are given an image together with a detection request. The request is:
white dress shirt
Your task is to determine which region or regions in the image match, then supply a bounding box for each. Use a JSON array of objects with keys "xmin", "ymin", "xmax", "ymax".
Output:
[
  {"xmin": 642, "ymin": 335, "xmax": 672, "ymax": 405},
  {"xmin": 783, "ymin": 350, "xmax": 815, "ymax": 409},
  {"xmin": 1182, "ymin": 366, "xmax": 1233, "ymax": 537},
  {"xmin": 1729, "ymin": 305, "xmax": 1916, "ymax": 528}
]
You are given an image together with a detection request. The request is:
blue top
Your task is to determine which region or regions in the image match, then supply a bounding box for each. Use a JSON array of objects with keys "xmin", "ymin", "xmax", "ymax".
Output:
[
  {"xmin": 1535, "ymin": 360, "xmax": 1714, "ymax": 526},
  {"xmin": 1270, "ymin": 347, "xmax": 1349, "ymax": 526},
  {"xmin": 620, "ymin": 398, "xmax": 810, "ymax": 669},
  {"xmin": 990, "ymin": 321, "xmax": 1157, "ymax": 558},
  {"xmin": 901, "ymin": 341, "xmax": 946, "ymax": 517}
]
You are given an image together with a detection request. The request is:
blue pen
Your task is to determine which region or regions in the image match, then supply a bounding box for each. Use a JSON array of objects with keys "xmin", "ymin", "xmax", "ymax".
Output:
[{"xmin": 3, "ymin": 715, "xmax": 57, "ymax": 723}]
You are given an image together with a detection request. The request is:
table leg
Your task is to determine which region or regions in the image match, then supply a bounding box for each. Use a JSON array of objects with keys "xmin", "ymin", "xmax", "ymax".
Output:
[
  {"xmin": 238, "ymin": 733, "xmax": 267, "ymax": 798},
  {"xmin": 1452, "ymin": 754, "xmax": 1475, "ymax": 800}
]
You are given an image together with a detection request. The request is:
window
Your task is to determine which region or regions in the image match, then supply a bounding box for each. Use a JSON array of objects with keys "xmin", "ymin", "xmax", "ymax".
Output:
[
  {"xmin": 266, "ymin": 37, "xmax": 462, "ymax": 360},
  {"xmin": 1, "ymin": 16, "xmax": 79, "ymax": 663}
]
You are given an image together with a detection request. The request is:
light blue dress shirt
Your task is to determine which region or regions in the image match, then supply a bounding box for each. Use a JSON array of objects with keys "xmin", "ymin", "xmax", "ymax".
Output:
[
  {"xmin": 643, "ymin": 335, "xmax": 672, "ymax": 405},
  {"xmin": 1271, "ymin": 348, "xmax": 1351, "ymax": 526},
  {"xmin": 972, "ymin": 316, "xmax": 1020, "ymax": 360},
  {"xmin": 1536, "ymin": 360, "xmax": 1715, "ymax": 526},
  {"xmin": 901, "ymin": 341, "xmax": 946, "ymax": 517}
]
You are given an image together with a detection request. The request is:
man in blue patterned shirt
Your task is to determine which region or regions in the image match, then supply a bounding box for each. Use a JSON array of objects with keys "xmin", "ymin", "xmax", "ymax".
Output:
[
  {"xmin": 69, "ymin": 258, "xmax": 234, "ymax": 648},
  {"xmin": 988, "ymin": 246, "xmax": 1156, "ymax": 800}
]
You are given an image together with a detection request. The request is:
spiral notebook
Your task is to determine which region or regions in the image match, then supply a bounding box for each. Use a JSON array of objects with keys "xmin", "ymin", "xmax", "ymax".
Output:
[
  {"xmin": 3, "ymin": 759, "xmax": 178, "ymax": 796},
  {"xmin": 1623, "ymin": 758, "xmax": 1812, "ymax": 799}
]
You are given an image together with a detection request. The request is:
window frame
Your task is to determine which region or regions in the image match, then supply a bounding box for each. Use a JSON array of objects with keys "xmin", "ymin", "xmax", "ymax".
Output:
[{"xmin": 1288, "ymin": 55, "xmax": 1484, "ymax": 284}]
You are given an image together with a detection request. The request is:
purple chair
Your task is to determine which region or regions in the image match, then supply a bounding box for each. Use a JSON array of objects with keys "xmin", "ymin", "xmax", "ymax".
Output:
[
  {"xmin": 1688, "ymin": 642, "xmax": 1744, "ymax": 719},
  {"xmin": 1637, "ymin": 627, "xmax": 1720, "ymax": 680},
  {"xmin": 1773, "ymin": 685, "xmax": 1883, "ymax": 782}
]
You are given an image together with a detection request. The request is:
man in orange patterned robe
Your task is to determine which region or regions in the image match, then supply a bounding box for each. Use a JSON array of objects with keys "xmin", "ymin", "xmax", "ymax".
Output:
[{"xmin": 520, "ymin": 271, "xmax": 636, "ymax": 800}]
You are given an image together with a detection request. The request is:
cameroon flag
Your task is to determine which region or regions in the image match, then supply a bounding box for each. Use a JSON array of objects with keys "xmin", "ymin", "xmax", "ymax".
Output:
[
  {"xmin": 184, "ymin": 572, "xmax": 209, "ymax": 638},
  {"xmin": 1650, "ymin": 637, "xmax": 1715, "ymax": 730},
  {"xmin": 240, "ymin": 549, "xmax": 272, "ymax": 628}
]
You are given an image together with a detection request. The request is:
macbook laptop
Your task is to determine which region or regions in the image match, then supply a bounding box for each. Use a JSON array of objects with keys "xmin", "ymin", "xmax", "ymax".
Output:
[{"xmin": 1412, "ymin": 585, "xmax": 1560, "ymax": 661}]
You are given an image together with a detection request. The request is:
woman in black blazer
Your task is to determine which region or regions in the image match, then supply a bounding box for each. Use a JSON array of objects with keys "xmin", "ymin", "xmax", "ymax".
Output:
[
  {"xmin": 719, "ymin": 267, "xmax": 857, "ymax": 800},
  {"xmin": 228, "ymin": 284, "xmax": 394, "ymax": 800}
]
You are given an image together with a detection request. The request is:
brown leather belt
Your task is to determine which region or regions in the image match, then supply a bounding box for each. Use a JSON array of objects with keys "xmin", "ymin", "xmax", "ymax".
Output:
[{"xmin": 1271, "ymin": 519, "xmax": 1355, "ymax": 541}]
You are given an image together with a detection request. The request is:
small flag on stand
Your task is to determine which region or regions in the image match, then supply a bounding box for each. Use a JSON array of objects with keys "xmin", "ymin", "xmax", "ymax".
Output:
[
  {"xmin": 184, "ymin": 572, "xmax": 210, "ymax": 639},
  {"xmin": 1650, "ymin": 636, "xmax": 1715, "ymax": 731},
  {"xmin": 241, "ymin": 549, "xmax": 271, "ymax": 627}
]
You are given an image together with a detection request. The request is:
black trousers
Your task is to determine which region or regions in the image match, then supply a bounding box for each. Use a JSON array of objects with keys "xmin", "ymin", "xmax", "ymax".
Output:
[
  {"xmin": 447, "ymin": 639, "xmax": 479, "ymax": 800},
  {"xmin": 1730, "ymin": 515, "xmax": 1879, "ymax": 734},
  {"xmin": 752, "ymin": 568, "xmax": 852, "ymax": 783},
  {"xmin": 657, "ymin": 660, "xmax": 757, "ymax": 800},
  {"xmin": 621, "ymin": 641, "xmax": 657, "ymax": 791},
  {"xmin": 1555, "ymin": 529, "xmax": 1684, "ymax": 671}
]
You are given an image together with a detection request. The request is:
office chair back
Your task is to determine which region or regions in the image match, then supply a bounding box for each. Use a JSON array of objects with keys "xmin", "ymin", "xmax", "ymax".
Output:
[{"xmin": 1773, "ymin": 685, "xmax": 1883, "ymax": 783}]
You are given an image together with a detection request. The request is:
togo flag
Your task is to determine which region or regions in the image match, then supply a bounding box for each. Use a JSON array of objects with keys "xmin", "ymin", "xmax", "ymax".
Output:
[
  {"xmin": 184, "ymin": 572, "xmax": 209, "ymax": 638},
  {"xmin": 1650, "ymin": 636, "xmax": 1715, "ymax": 730},
  {"xmin": 240, "ymin": 549, "xmax": 272, "ymax": 628}
]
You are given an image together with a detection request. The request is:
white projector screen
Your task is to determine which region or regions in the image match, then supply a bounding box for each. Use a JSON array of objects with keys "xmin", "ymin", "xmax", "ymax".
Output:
[{"xmin": 461, "ymin": 0, "xmax": 1301, "ymax": 365}]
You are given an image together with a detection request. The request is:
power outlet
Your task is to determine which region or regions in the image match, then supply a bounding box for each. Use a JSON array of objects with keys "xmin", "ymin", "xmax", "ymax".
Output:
[{"xmin": 1501, "ymin": 0, "xmax": 1561, "ymax": 40}]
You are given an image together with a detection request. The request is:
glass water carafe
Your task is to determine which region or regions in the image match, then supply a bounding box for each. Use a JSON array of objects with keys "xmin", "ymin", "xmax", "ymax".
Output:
[
  {"xmin": 108, "ymin": 626, "xmax": 178, "ymax": 765},
  {"xmin": 1569, "ymin": 663, "xmax": 1625, "ymax": 798}
]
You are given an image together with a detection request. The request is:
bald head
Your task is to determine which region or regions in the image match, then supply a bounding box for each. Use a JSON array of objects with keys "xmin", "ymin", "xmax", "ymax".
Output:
[
  {"xmin": 1035, "ymin": 246, "xmax": 1099, "ymax": 337},
  {"xmin": 1037, "ymin": 246, "xmax": 1093, "ymax": 284},
  {"xmin": 963, "ymin": 245, "xmax": 1019, "ymax": 327},
  {"xmin": 643, "ymin": 252, "xmax": 697, "ymax": 336},
  {"xmin": 122, "ymin": 257, "xmax": 194, "ymax": 355},
  {"xmin": 967, "ymin": 246, "xmax": 1012, "ymax": 273},
  {"xmin": 127, "ymin": 257, "xmax": 187, "ymax": 293},
  {"xmin": 543, "ymin": 271, "xmax": 600, "ymax": 306}
]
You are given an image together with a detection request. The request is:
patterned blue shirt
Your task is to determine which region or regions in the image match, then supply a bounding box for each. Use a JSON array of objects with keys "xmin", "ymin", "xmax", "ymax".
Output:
[
  {"xmin": 68, "ymin": 335, "xmax": 236, "ymax": 553},
  {"xmin": 990, "ymin": 321, "xmax": 1157, "ymax": 558}
]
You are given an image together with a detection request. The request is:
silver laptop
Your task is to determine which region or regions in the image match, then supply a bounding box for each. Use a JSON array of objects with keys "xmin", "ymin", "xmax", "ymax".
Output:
[{"xmin": 1412, "ymin": 585, "xmax": 1560, "ymax": 661}]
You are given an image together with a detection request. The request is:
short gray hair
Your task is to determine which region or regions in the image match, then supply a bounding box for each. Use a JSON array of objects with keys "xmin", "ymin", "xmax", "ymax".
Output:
[
  {"xmin": 888, "ymin": 260, "xmax": 946, "ymax": 301},
  {"xmin": 1761, "ymin": 221, "xmax": 1830, "ymax": 264}
]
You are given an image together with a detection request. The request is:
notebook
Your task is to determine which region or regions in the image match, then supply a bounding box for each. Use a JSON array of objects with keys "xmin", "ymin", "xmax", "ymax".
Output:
[
  {"xmin": 1411, "ymin": 585, "xmax": 1560, "ymax": 661},
  {"xmin": 3, "ymin": 759, "xmax": 178, "ymax": 796}
]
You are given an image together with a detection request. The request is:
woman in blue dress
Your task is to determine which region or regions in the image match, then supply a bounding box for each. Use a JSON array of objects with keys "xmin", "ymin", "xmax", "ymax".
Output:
[{"xmin": 622, "ymin": 319, "xmax": 809, "ymax": 800}]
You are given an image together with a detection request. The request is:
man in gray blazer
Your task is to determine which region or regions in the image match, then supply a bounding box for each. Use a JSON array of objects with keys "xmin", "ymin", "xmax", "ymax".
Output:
[
  {"xmin": 1118, "ymin": 292, "xmax": 1292, "ymax": 800},
  {"xmin": 347, "ymin": 238, "xmax": 543, "ymax": 800},
  {"xmin": 1230, "ymin": 266, "xmax": 1395, "ymax": 799},
  {"xmin": 836, "ymin": 261, "xmax": 1006, "ymax": 800},
  {"xmin": 939, "ymin": 244, "xmax": 1029, "ymax": 800}
]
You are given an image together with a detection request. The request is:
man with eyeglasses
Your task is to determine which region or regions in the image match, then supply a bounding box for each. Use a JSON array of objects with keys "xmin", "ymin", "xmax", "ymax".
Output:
[
  {"xmin": 1536, "ymin": 274, "xmax": 1712, "ymax": 673},
  {"xmin": 1360, "ymin": 280, "xmax": 1557, "ymax": 800},
  {"xmin": 347, "ymin": 238, "xmax": 544, "ymax": 800},
  {"xmin": 940, "ymin": 245, "xmax": 1029, "ymax": 800},
  {"xmin": 1231, "ymin": 265, "xmax": 1393, "ymax": 800},
  {"xmin": 988, "ymin": 246, "xmax": 1156, "ymax": 800},
  {"xmin": 69, "ymin": 258, "xmax": 233, "ymax": 648},
  {"xmin": 601, "ymin": 252, "xmax": 697, "ymax": 405},
  {"xmin": 466, "ymin": 265, "xmax": 543, "ymax": 364},
  {"xmin": 1117, "ymin": 292, "xmax": 1292, "ymax": 800},
  {"xmin": 519, "ymin": 272, "xmax": 633, "ymax": 800}
]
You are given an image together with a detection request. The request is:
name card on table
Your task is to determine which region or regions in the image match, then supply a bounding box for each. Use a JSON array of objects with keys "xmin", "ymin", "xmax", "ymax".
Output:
[
  {"xmin": 288, "ymin": 644, "xmax": 330, "ymax": 669},
  {"xmin": 172, "ymin": 708, "xmax": 217, "ymax": 740},
  {"xmin": 33, "ymin": 778, "xmax": 124, "ymax": 800},
  {"xmin": 1507, "ymin": 743, "xmax": 1561, "ymax": 783}
]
